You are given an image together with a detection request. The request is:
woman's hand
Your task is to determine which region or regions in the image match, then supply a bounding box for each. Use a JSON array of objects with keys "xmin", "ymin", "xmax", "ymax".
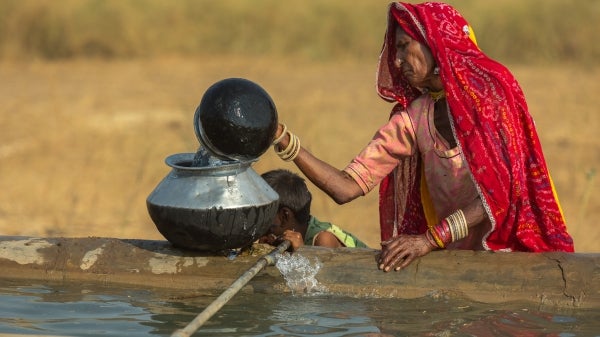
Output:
[
  {"xmin": 273, "ymin": 123, "xmax": 288, "ymax": 146},
  {"xmin": 281, "ymin": 229, "xmax": 305, "ymax": 251},
  {"xmin": 378, "ymin": 234, "xmax": 434, "ymax": 271}
]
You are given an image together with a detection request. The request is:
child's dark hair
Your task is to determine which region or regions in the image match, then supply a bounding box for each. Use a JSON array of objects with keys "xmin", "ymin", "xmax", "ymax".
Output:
[{"xmin": 261, "ymin": 169, "xmax": 312, "ymax": 225}]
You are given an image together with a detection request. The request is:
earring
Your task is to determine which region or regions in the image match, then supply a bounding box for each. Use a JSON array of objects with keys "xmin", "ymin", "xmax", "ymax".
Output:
[{"xmin": 433, "ymin": 67, "xmax": 440, "ymax": 75}]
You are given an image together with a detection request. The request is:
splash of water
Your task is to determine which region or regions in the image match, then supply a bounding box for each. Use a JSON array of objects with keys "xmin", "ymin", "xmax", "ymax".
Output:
[{"xmin": 275, "ymin": 253, "xmax": 327, "ymax": 295}]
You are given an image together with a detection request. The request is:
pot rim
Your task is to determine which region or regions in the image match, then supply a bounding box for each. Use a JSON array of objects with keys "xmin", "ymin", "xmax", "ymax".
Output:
[{"xmin": 165, "ymin": 153, "xmax": 256, "ymax": 172}]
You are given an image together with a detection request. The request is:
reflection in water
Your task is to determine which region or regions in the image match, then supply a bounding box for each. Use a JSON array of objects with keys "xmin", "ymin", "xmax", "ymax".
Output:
[
  {"xmin": 256, "ymin": 296, "xmax": 380, "ymax": 337},
  {"xmin": 0, "ymin": 281, "xmax": 159, "ymax": 336},
  {"xmin": 0, "ymin": 279, "xmax": 598, "ymax": 337}
]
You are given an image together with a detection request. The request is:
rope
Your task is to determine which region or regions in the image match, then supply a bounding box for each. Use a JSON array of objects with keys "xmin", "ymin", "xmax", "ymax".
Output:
[{"xmin": 171, "ymin": 240, "xmax": 291, "ymax": 337}]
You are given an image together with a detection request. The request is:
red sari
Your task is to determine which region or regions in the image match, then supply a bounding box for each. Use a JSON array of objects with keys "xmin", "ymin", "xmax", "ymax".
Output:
[{"xmin": 376, "ymin": 2, "xmax": 573, "ymax": 252}]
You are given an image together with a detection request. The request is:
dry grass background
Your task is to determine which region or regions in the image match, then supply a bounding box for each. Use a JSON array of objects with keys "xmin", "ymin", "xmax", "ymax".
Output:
[{"xmin": 0, "ymin": 0, "xmax": 598, "ymax": 252}]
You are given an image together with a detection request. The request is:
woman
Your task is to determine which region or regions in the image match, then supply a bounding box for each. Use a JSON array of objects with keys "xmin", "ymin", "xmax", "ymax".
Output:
[{"xmin": 271, "ymin": 2, "xmax": 574, "ymax": 271}]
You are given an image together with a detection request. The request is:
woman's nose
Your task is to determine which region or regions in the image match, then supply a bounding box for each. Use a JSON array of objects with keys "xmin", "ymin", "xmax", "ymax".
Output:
[{"xmin": 394, "ymin": 57, "xmax": 403, "ymax": 69}]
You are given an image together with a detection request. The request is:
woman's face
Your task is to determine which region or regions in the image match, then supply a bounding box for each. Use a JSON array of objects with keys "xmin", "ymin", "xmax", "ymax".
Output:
[{"xmin": 393, "ymin": 26, "xmax": 436, "ymax": 89}]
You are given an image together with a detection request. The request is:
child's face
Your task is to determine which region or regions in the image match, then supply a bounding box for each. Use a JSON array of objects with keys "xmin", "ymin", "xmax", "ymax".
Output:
[
  {"xmin": 268, "ymin": 208, "xmax": 295, "ymax": 237},
  {"xmin": 259, "ymin": 208, "xmax": 295, "ymax": 245}
]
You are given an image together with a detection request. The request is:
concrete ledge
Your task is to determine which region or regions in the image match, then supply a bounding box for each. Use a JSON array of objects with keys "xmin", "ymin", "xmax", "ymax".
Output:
[{"xmin": 0, "ymin": 236, "xmax": 597, "ymax": 309}]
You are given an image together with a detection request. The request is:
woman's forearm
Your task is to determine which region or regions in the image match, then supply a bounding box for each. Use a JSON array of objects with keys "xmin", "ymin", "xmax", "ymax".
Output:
[
  {"xmin": 274, "ymin": 124, "xmax": 363, "ymax": 204},
  {"xmin": 293, "ymin": 147, "xmax": 363, "ymax": 204},
  {"xmin": 463, "ymin": 197, "xmax": 488, "ymax": 228}
]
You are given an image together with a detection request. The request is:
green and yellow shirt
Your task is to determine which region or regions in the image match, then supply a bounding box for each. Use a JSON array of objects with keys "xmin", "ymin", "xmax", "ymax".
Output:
[{"xmin": 304, "ymin": 216, "xmax": 368, "ymax": 248}]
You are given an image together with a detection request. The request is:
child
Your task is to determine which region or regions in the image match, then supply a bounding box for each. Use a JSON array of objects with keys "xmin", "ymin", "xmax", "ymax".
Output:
[{"xmin": 259, "ymin": 169, "xmax": 368, "ymax": 251}]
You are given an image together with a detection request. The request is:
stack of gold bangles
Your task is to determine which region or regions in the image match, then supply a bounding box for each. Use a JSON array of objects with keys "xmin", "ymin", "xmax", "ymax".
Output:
[
  {"xmin": 425, "ymin": 209, "xmax": 469, "ymax": 249},
  {"xmin": 272, "ymin": 124, "xmax": 301, "ymax": 161}
]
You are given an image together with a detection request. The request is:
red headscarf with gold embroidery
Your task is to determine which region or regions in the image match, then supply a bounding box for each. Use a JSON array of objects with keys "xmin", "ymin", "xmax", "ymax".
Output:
[{"xmin": 376, "ymin": 2, "xmax": 573, "ymax": 252}]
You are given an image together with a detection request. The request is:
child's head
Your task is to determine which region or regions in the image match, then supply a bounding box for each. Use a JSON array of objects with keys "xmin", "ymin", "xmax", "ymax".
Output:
[{"xmin": 261, "ymin": 169, "xmax": 312, "ymax": 230}]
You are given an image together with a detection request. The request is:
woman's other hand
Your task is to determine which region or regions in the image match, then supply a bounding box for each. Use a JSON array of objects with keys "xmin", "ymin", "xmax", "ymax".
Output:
[{"xmin": 378, "ymin": 234, "xmax": 434, "ymax": 271}]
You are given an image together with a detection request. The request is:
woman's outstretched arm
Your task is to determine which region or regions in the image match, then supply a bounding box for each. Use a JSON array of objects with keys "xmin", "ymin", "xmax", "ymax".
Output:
[{"xmin": 273, "ymin": 124, "xmax": 363, "ymax": 204}]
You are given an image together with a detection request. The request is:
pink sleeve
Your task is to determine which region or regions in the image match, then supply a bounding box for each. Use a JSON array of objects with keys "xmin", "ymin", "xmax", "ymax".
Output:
[{"xmin": 344, "ymin": 111, "xmax": 416, "ymax": 194}]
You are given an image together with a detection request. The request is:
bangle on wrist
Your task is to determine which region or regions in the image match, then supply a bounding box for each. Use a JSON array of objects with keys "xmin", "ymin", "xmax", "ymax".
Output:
[
  {"xmin": 274, "ymin": 128, "xmax": 301, "ymax": 161},
  {"xmin": 429, "ymin": 226, "xmax": 445, "ymax": 249},
  {"xmin": 429, "ymin": 209, "xmax": 469, "ymax": 249},
  {"xmin": 446, "ymin": 209, "xmax": 468, "ymax": 242},
  {"xmin": 425, "ymin": 230, "xmax": 439, "ymax": 249}
]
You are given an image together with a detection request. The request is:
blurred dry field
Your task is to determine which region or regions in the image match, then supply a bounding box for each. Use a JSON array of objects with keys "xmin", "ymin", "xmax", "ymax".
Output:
[{"xmin": 0, "ymin": 57, "xmax": 598, "ymax": 252}]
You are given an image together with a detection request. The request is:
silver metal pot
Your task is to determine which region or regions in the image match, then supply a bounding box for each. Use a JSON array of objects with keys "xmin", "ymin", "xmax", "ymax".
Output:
[{"xmin": 146, "ymin": 153, "xmax": 279, "ymax": 251}]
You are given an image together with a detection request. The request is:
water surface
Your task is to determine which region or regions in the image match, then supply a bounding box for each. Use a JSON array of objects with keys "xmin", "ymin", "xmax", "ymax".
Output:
[{"xmin": 0, "ymin": 279, "xmax": 598, "ymax": 336}]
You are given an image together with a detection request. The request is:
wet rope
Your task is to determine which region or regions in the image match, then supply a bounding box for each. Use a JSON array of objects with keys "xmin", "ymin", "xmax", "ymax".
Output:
[{"xmin": 171, "ymin": 240, "xmax": 291, "ymax": 337}]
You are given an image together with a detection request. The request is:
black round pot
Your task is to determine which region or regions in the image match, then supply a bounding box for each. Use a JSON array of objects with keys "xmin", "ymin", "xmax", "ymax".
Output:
[{"xmin": 194, "ymin": 78, "xmax": 278, "ymax": 161}]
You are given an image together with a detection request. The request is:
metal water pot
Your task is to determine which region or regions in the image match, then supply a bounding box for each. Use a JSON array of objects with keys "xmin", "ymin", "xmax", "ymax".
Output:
[
  {"xmin": 146, "ymin": 77, "xmax": 280, "ymax": 251},
  {"xmin": 147, "ymin": 153, "xmax": 279, "ymax": 251}
]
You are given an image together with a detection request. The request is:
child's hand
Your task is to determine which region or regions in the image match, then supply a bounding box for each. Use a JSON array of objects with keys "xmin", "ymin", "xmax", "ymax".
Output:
[
  {"xmin": 282, "ymin": 229, "xmax": 304, "ymax": 251},
  {"xmin": 258, "ymin": 233, "xmax": 278, "ymax": 245}
]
